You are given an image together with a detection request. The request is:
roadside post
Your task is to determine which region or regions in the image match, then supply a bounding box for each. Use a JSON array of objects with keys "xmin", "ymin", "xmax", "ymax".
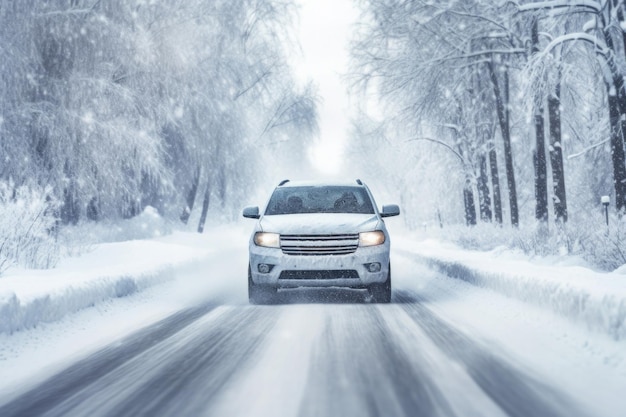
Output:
[{"xmin": 601, "ymin": 195, "xmax": 610, "ymax": 232}]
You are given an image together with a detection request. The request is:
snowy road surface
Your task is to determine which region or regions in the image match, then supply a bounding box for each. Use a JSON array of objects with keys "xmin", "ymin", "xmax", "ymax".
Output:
[
  {"xmin": 0, "ymin": 234, "xmax": 623, "ymax": 417},
  {"xmin": 0, "ymin": 291, "xmax": 591, "ymax": 417}
]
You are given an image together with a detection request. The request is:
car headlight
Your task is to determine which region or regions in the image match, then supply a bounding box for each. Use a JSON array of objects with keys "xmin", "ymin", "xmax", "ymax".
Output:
[
  {"xmin": 254, "ymin": 232, "xmax": 280, "ymax": 248},
  {"xmin": 359, "ymin": 230, "xmax": 385, "ymax": 246}
]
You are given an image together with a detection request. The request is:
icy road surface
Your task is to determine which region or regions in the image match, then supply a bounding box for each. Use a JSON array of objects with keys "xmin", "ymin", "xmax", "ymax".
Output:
[
  {"xmin": 0, "ymin": 293, "xmax": 591, "ymax": 417},
  {"xmin": 0, "ymin": 234, "xmax": 623, "ymax": 417}
]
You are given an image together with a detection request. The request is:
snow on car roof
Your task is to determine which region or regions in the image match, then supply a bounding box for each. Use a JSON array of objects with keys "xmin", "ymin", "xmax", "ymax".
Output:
[{"xmin": 278, "ymin": 179, "xmax": 365, "ymax": 188}]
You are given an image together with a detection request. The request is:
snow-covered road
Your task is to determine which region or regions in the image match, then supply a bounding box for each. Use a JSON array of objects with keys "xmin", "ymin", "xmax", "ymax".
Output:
[
  {"xmin": 1, "ymin": 238, "xmax": 624, "ymax": 417},
  {"xmin": 0, "ymin": 291, "xmax": 592, "ymax": 416}
]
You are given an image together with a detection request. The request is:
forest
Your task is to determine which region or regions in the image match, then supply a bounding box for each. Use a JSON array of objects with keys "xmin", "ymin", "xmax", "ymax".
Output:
[
  {"xmin": 348, "ymin": 0, "xmax": 626, "ymax": 270},
  {"xmin": 1, "ymin": 0, "xmax": 625, "ymax": 273},
  {"xmin": 0, "ymin": 0, "xmax": 317, "ymax": 271}
]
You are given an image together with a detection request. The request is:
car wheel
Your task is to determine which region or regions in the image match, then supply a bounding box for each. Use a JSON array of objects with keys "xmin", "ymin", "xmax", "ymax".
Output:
[
  {"xmin": 369, "ymin": 264, "xmax": 391, "ymax": 303},
  {"xmin": 248, "ymin": 265, "xmax": 276, "ymax": 305}
]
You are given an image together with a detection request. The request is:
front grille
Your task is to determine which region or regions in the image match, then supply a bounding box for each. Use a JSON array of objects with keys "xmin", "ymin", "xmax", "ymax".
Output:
[
  {"xmin": 279, "ymin": 270, "xmax": 360, "ymax": 280},
  {"xmin": 280, "ymin": 234, "xmax": 359, "ymax": 256}
]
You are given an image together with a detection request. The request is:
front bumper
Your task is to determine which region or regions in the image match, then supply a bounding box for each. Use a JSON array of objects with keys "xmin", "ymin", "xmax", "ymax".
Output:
[{"xmin": 249, "ymin": 244, "xmax": 390, "ymax": 289}]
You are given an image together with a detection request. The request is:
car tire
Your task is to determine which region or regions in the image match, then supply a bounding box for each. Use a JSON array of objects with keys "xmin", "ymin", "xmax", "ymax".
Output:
[
  {"xmin": 248, "ymin": 265, "xmax": 276, "ymax": 305},
  {"xmin": 369, "ymin": 264, "xmax": 391, "ymax": 303}
]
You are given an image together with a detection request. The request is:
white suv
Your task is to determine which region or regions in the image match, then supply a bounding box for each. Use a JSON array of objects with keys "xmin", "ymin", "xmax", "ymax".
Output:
[{"xmin": 243, "ymin": 180, "xmax": 400, "ymax": 304}]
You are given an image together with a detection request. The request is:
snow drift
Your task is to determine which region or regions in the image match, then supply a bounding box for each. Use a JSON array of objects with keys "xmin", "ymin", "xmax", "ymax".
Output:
[
  {"xmin": 398, "ymin": 237, "xmax": 626, "ymax": 340},
  {"xmin": 0, "ymin": 237, "xmax": 211, "ymax": 335}
]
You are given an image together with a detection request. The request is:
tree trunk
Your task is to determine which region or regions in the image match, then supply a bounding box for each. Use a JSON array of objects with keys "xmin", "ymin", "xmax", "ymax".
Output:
[
  {"xmin": 547, "ymin": 81, "xmax": 568, "ymax": 222},
  {"xmin": 602, "ymin": 26, "xmax": 626, "ymax": 212},
  {"xmin": 86, "ymin": 197, "xmax": 100, "ymax": 221},
  {"xmin": 615, "ymin": 1, "xmax": 626, "ymax": 63},
  {"xmin": 197, "ymin": 181, "xmax": 211, "ymax": 233},
  {"xmin": 217, "ymin": 168, "xmax": 226, "ymax": 208},
  {"xmin": 533, "ymin": 118, "xmax": 548, "ymax": 222},
  {"xmin": 489, "ymin": 148, "xmax": 503, "ymax": 224},
  {"xmin": 180, "ymin": 166, "xmax": 201, "ymax": 224},
  {"xmin": 608, "ymin": 92, "xmax": 626, "ymax": 213},
  {"xmin": 463, "ymin": 178, "xmax": 477, "ymax": 226},
  {"xmin": 487, "ymin": 61, "xmax": 518, "ymax": 226},
  {"xmin": 61, "ymin": 183, "xmax": 79, "ymax": 225},
  {"xmin": 477, "ymin": 153, "xmax": 492, "ymax": 222},
  {"xmin": 60, "ymin": 160, "xmax": 79, "ymax": 225},
  {"xmin": 531, "ymin": 18, "xmax": 548, "ymax": 223}
]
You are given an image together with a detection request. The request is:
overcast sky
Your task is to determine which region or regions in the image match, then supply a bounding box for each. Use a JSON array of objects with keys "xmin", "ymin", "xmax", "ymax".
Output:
[{"xmin": 294, "ymin": 0, "xmax": 359, "ymax": 176}]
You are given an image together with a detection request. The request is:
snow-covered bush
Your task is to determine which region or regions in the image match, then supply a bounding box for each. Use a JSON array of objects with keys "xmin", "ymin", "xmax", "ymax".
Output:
[
  {"xmin": 439, "ymin": 223, "xmax": 512, "ymax": 251},
  {"xmin": 423, "ymin": 215, "xmax": 625, "ymax": 271},
  {"xmin": 0, "ymin": 182, "xmax": 60, "ymax": 274},
  {"xmin": 59, "ymin": 206, "xmax": 173, "ymax": 249},
  {"xmin": 579, "ymin": 216, "xmax": 626, "ymax": 271}
]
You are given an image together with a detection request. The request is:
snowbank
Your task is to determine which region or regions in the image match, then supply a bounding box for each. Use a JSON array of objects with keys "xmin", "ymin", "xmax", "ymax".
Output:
[
  {"xmin": 0, "ymin": 234, "xmax": 212, "ymax": 335},
  {"xmin": 3, "ymin": 224, "xmax": 625, "ymax": 341},
  {"xmin": 398, "ymin": 237, "xmax": 626, "ymax": 340}
]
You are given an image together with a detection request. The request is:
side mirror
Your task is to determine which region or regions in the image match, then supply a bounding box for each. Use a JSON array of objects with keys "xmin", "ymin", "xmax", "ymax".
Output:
[
  {"xmin": 242, "ymin": 206, "xmax": 260, "ymax": 219},
  {"xmin": 380, "ymin": 204, "xmax": 400, "ymax": 218}
]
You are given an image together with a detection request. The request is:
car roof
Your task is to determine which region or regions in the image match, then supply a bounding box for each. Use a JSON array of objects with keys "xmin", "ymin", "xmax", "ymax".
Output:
[{"xmin": 277, "ymin": 180, "xmax": 365, "ymax": 188}]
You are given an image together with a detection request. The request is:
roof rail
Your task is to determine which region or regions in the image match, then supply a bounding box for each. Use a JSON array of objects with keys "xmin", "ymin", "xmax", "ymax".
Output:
[
  {"xmin": 278, "ymin": 179, "xmax": 290, "ymax": 186},
  {"xmin": 356, "ymin": 179, "xmax": 363, "ymax": 185}
]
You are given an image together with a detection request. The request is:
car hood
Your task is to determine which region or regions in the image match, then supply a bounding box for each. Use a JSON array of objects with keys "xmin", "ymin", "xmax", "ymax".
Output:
[{"xmin": 259, "ymin": 213, "xmax": 381, "ymax": 235}]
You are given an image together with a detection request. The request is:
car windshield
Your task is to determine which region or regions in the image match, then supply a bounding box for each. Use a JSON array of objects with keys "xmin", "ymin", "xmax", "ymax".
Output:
[{"xmin": 265, "ymin": 186, "xmax": 375, "ymax": 215}]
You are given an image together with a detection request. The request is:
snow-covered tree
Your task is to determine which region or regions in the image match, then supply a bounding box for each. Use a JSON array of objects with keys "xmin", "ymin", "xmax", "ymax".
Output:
[
  {"xmin": 351, "ymin": 0, "xmax": 527, "ymax": 226},
  {"xmin": 350, "ymin": 0, "xmax": 625, "ymax": 232},
  {"xmin": 517, "ymin": 0, "xmax": 626, "ymax": 214},
  {"xmin": 0, "ymin": 0, "xmax": 318, "ymax": 232}
]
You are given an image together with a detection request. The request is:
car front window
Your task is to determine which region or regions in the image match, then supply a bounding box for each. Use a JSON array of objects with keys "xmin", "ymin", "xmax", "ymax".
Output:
[{"xmin": 265, "ymin": 186, "xmax": 375, "ymax": 215}]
